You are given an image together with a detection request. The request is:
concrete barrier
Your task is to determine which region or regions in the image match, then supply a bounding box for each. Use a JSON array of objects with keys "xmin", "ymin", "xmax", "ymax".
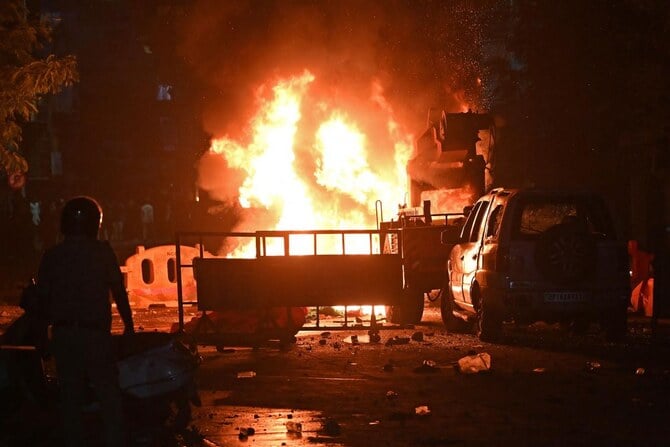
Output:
[{"xmin": 121, "ymin": 245, "xmax": 209, "ymax": 308}]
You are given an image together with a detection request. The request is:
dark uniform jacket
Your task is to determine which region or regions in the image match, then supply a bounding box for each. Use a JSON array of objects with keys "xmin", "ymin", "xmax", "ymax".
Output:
[{"xmin": 37, "ymin": 237, "xmax": 133, "ymax": 332}]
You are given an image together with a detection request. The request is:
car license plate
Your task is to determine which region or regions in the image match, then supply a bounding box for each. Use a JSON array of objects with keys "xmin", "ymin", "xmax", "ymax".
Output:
[{"xmin": 543, "ymin": 291, "xmax": 586, "ymax": 303}]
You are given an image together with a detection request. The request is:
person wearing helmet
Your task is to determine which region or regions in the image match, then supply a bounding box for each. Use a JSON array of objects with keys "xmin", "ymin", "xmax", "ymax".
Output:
[{"xmin": 35, "ymin": 196, "xmax": 134, "ymax": 447}]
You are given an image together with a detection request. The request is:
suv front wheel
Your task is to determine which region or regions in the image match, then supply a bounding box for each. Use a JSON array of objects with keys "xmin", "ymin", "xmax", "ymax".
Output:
[
  {"xmin": 440, "ymin": 286, "xmax": 469, "ymax": 333},
  {"xmin": 474, "ymin": 286, "xmax": 503, "ymax": 341}
]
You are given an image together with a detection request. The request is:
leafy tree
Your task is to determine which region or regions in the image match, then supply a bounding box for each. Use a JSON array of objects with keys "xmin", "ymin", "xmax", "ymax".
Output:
[{"xmin": 0, "ymin": 0, "xmax": 78, "ymax": 178}]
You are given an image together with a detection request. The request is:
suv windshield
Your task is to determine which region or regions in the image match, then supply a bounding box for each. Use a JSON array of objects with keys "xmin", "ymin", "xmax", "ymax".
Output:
[{"xmin": 512, "ymin": 195, "xmax": 614, "ymax": 240}]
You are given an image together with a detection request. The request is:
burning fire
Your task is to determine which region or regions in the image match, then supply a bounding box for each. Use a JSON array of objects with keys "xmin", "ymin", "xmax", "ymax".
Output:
[
  {"xmin": 419, "ymin": 184, "xmax": 475, "ymax": 216},
  {"xmin": 204, "ymin": 71, "xmax": 414, "ymax": 256},
  {"xmin": 195, "ymin": 72, "xmax": 483, "ymax": 319}
]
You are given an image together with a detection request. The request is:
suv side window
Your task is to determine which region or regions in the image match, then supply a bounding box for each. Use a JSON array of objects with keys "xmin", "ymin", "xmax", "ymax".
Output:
[
  {"xmin": 460, "ymin": 201, "xmax": 482, "ymax": 241},
  {"xmin": 469, "ymin": 200, "xmax": 490, "ymax": 242},
  {"xmin": 485, "ymin": 204, "xmax": 503, "ymax": 239}
]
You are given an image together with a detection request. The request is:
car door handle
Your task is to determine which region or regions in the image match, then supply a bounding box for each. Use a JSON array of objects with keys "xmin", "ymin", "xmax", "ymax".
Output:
[{"xmin": 472, "ymin": 254, "xmax": 477, "ymax": 260}]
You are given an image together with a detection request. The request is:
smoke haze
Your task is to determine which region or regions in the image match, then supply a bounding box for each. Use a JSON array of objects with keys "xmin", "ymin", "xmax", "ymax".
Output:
[
  {"xmin": 176, "ymin": 0, "xmax": 486, "ymax": 137},
  {"xmin": 175, "ymin": 0, "xmax": 490, "ymax": 234}
]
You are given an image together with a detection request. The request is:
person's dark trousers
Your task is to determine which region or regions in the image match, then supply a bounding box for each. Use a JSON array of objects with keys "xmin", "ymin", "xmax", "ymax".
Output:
[{"xmin": 51, "ymin": 325, "xmax": 126, "ymax": 447}]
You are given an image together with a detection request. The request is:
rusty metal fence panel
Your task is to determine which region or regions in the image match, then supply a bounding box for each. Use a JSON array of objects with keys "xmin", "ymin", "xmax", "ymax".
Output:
[{"xmin": 175, "ymin": 229, "xmax": 403, "ymax": 334}]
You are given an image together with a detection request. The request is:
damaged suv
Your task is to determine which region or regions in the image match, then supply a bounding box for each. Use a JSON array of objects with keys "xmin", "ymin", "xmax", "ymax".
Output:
[{"xmin": 441, "ymin": 188, "xmax": 629, "ymax": 341}]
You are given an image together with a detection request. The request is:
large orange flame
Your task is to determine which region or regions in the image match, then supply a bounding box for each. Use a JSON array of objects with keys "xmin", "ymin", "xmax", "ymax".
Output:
[{"xmin": 205, "ymin": 71, "xmax": 414, "ymax": 256}]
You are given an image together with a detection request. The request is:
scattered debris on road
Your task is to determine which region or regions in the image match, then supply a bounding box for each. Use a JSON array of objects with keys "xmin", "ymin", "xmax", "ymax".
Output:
[
  {"xmin": 457, "ymin": 352, "xmax": 492, "ymax": 374},
  {"xmin": 415, "ymin": 405, "xmax": 431, "ymax": 416},
  {"xmin": 585, "ymin": 361, "xmax": 601, "ymax": 372},
  {"xmin": 385, "ymin": 335, "xmax": 410, "ymax": 346},
  {"xmin": 414, "ymin": 359, "xmax": 439, "ymax": 373},
  {"xmin": 285, "ymin": 421, "xmax": 303, "ymax": 433}
]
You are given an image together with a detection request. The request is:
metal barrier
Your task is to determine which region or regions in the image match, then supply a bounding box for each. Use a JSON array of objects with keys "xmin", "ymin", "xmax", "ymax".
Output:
[{"xmin": 175, "ymin": 229, "xmax": 404, "ymax": 338}]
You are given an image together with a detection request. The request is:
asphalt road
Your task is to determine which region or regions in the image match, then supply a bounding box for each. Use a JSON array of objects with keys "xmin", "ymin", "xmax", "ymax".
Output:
[
  {"xmin": 3, "ymin": 304, "xmax": 670, "ymax": 446},
  {"xmin": 184, "ymin": 308, "xmax": 670, "ymax": 447}
]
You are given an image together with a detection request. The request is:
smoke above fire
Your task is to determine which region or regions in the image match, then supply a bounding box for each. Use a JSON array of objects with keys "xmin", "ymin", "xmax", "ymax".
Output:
[
  {"xmin": 176, "ymin": 0, "xmax": 489, "ymax": 236},
  {"xmin": 178, "ymin": 0, "xmax": 486, "ymax": 133}
]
